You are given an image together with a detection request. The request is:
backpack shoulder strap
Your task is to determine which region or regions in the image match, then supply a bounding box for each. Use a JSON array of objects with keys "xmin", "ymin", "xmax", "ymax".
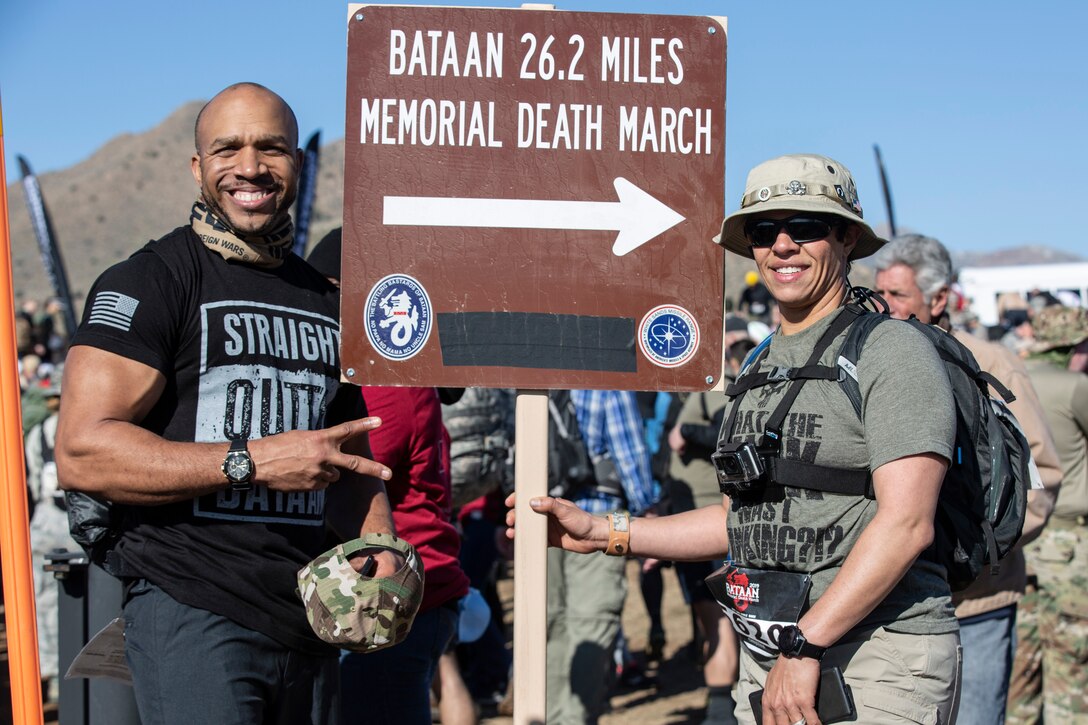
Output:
[
  {"xmin": 723, "ymin": 305, "xmax": 864, "ymax": 448},
  {"xmin": 760, "ymin": 305, "xmax": 867, "ymax": 446},
  {"xmin": 747, "ymin": 305, "xmax": 876, "ymax": 498},
  {"xmin": 836, "ymin": 311, "xmax": 893, "ymax": 420},
  {"xmin": 726, "ymin": 310, "xmax": 863, "ymax": 398}
]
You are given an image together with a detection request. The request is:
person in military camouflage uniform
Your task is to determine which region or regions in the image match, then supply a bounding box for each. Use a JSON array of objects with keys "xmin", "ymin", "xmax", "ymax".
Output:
[{"xmin": 1007, "ymin": 305, "xmax": 1088, "ymax": 724}]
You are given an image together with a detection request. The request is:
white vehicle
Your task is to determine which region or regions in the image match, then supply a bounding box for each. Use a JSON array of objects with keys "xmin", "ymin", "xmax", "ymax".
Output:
[{"xmin": 958, "ymin": 263, "xmax": 1088, "ymax": 327}]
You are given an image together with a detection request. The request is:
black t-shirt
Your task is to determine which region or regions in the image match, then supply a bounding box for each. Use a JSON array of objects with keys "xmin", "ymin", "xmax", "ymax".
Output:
[{"xmin": 72, "ymin": 226, "xmax": 345, "ymax": 654}]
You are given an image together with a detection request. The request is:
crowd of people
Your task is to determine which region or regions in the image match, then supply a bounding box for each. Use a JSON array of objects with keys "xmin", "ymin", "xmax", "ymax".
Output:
[{"xmin": 11, "ymin": 81, "xmax": 1087, "ymax": 725}]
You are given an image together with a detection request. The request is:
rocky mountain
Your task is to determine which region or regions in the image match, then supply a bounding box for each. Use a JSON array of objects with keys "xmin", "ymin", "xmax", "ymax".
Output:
[
  {"xmin": 951, "ymin": 245, "xmax": 1084, "ymax": 268},
  {"xmin": 5, "ymin": 102, "xmax": 1075, "ymax": 318}
]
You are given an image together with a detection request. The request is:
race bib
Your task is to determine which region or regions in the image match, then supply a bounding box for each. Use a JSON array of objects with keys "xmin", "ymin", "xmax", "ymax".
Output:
[{"xmin": 705, "ymin": 564, "xmax": 811, "ymax": 657}]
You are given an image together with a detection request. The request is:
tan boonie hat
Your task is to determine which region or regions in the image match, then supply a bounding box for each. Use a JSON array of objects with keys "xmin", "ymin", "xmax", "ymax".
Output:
[
  {"xmin": 297, "ymin": 532, "xmax": 424, "ymax": 653},
  {"xmin": 716, "ymin": 154, "xmax": 887, "ymax": 261},
  {"xmin": 1031, "ymin": 305, "xmax": 1088, "ymax": 352}
]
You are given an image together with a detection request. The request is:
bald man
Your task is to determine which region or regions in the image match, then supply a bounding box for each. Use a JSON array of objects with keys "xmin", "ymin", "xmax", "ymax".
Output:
[{"xmin": 57, "ymin": 83, "xmax": 397, "ymax": 725}]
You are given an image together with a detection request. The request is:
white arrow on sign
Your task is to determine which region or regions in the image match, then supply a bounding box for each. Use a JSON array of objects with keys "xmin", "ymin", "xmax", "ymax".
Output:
[{"xmin": 383, "ymin": 177, "xmax": 685, "ymax": 257}]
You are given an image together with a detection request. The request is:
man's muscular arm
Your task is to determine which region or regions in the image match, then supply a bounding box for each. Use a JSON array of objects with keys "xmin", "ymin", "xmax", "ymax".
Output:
[{"xmin": 56, "ymin": 345, "xmax": 391, "ymax": 505}]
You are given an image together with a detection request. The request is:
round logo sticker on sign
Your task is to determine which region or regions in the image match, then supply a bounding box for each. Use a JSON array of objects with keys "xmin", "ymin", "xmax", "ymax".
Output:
[
  {"xmin": 364, "ymin": 274, "xmax": 432, "ymax": 361},
  {"xmin": 639, "ymin": 305, "xmax": 699, "ymax": 368}
]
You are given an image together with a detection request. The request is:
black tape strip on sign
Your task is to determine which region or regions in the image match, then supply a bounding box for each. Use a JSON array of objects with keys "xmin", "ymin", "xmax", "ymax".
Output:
[{"xmin": 437, "ymin": 312, "xmax": 637, "ymax": 372}]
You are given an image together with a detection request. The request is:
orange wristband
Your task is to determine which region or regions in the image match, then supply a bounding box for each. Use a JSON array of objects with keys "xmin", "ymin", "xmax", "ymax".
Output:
[{"xmin": 605, "ymin": 511, "xmax": 631, "ymax": 556}]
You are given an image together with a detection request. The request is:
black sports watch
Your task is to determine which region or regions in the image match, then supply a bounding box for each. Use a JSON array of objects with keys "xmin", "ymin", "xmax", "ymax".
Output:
[
  {"xmin": 777, "ymin": 625, "xmax": 827, "ymax": 661},
  {"xmin": 221, "ymin": 437, "xmax": 254, "ymax": 491}
]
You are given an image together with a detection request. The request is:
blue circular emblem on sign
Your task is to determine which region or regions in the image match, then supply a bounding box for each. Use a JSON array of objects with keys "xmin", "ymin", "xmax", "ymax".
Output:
[
  {"xmin": 364, "ymin": 274, "xmax": 432, "ymax": 361},
  {"xmin": 638, "ymin": 305, "xmax": 699, "ymax": 368}
]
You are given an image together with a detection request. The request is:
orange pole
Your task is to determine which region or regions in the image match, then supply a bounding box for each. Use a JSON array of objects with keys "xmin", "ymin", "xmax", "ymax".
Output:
[{"xmin": 0, "ymin": 94, "xmax": 46, "ymax": 725}]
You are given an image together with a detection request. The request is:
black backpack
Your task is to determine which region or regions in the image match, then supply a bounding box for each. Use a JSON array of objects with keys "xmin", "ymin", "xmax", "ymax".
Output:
[
  {"xmin": 547, "ymin": 390, "xmax": 623, "ymax": 500},
  {"xmin": 723, "ymin": 291, "xmax": 1033, "ymax": 591}
]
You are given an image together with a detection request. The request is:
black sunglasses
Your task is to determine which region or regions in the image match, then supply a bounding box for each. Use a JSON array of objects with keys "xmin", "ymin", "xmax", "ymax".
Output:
[{"xmin": 744, "ymin": 214, "xmax": 840, "ymax": 248}]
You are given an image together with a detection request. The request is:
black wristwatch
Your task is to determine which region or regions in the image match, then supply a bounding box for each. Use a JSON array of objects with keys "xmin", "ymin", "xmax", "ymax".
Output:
[
  {"xmin": 221, "ymin": 437, "xmax": 254, "ymax": 491},
  {"xmin": 777, "ymin": 625, "xmax": 827, "ymax": 661}
]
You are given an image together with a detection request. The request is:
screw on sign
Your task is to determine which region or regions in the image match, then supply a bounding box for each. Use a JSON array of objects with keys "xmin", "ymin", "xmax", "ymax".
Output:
[{"xmin": 341, "ymin": 5, "xmax": 726, "ymax": 393}]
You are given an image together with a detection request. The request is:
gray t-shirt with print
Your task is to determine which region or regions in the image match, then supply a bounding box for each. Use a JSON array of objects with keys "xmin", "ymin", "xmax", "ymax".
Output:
[{"xmin": 723, "ymin": 309, "xmax": 957, "ymax": 637}]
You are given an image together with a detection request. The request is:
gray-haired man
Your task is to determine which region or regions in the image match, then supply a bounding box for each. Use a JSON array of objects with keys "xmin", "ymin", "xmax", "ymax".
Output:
[{"xmin": 873, "ymin": 234, "xmax": 1062, "ymax": 725}]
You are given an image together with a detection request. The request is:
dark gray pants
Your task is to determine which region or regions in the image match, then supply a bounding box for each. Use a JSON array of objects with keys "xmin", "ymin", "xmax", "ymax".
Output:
[{"xmin": 123, "ymin": 579, "xmax": 339, "ymax": 725}]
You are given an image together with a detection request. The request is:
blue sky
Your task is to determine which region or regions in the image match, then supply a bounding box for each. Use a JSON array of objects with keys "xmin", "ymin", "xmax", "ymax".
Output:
[{"xmin": 2, "ymin": 1, "xmax": 1085, "ymax": 257}]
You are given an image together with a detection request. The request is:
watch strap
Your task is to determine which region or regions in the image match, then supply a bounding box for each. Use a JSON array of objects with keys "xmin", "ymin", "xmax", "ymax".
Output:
[
  {"xmin": 782, "ymin": 625, "xmax": 826, "ymax": 660},
  {"xmin": 605, "ymin": 511, "xmax": 630, "ymax": 557},
  {"xmin": 798, "ymin": 638, "xmax": 827, "ymax": 660}
]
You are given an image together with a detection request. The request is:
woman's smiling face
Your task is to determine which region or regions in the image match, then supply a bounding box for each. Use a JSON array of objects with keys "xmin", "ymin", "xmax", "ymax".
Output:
[{"xmin": 749, "ymin": 210, "xmax": 858, "ymax": 330}]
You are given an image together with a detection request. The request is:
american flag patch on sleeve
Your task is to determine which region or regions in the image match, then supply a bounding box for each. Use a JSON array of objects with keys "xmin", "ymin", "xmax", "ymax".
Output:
[{"xmin": 88, "ymin": 291, "xmax": 140, "ymax": 332}]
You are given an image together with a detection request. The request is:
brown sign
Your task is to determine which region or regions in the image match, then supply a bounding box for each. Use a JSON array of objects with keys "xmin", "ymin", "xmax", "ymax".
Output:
[{"xmin": 341, "ymin": 5, "xmax": 726, "ymax": 391}]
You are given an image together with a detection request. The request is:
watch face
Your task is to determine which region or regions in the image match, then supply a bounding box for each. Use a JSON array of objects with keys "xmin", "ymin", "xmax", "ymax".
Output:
[
  {"xmin": 224, "ymin": 451, "xmax": 252, "ymax": 482},
  {"xmin": 778, "ymin": 626, "xmax": 800, "ymax": 655}
]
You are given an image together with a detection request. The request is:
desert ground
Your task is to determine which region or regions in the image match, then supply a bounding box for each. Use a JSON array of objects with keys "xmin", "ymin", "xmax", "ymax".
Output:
[{"xmin": 480, "ymin": 559, "xmax": 717, "ymax": 725}]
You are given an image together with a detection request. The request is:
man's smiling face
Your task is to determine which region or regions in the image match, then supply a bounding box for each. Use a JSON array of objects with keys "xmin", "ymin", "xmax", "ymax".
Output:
[{"xmin": 191, "ymin": 85, "xmax": 302, "ymax": 236}]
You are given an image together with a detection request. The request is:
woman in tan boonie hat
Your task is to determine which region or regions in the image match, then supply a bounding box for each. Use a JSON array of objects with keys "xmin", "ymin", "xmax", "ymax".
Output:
[
  {"xmin": 513, "ymin": 153, "xmax": 961, "ymax": 725},
  {"xmin": 716, "ymin": 153, "xmax": 886, "ymax": 260}
]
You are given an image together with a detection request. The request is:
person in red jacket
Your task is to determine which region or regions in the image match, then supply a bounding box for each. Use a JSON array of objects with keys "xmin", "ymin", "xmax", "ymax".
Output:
[{"xmin": 308, "ymin": 230, "xmax": 470, "ymax": 725}]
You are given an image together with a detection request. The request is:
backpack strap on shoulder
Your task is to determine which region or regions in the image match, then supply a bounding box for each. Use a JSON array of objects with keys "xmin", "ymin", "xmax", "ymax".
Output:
[
  {"xmin": 720, "ymin": 334, "xmax": 773, "ymax": 445},
  {"xmin": 725, "ymin": 362, "xmax": 844, "ymax": 396},
  {"xmin": 547, "ymin": 390, "xmax": 574, "ymax": 439},
  {"xmin": 720, "ymin": 305, "xmax": 878, "ymax": 499},
  {"xmin": 722, "ymin": 305, "xmax": 876, "ymax": 498},
  {"xmin": 755, "ymin": 305, "xmax": 865, "ymax": 451},
  {"xmin": 726, "ymin": 306, "xmax": 866, "ymax": 398},
  {"xmin": 835, "ymin": 310, "xmax": 892, "ymax": 420},
  {"xmin": 978, "ymin": 370, "xmax": 1016, "ymax": 404}
]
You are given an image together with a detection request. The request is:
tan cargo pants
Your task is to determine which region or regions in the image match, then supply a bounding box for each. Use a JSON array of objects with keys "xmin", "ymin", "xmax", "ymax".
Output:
[{"xmin": 737, "ymin": 627, "xmax": 962, "ymax": 724}]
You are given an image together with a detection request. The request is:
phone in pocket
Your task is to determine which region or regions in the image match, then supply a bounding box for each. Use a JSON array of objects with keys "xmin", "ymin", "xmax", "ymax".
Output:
[{"xmin": 748, "ymin": 665, "xmax": 855, "ymax": 725}]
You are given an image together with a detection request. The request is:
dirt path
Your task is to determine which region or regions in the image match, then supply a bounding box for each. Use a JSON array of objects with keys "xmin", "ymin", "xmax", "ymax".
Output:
[{"xmin": 480, "ymin": 560, "xmax": 711, "ymax": 724}]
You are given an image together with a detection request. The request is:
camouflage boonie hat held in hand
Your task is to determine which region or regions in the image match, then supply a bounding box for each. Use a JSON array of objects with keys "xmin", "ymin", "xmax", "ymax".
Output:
[
  {"xmin": 1032, "ymin": 305, "xmax": 1088, "ymax": 352},
  {"xmin": 297, "ymin": 533, "xmax": 424, "ymax": 653}
]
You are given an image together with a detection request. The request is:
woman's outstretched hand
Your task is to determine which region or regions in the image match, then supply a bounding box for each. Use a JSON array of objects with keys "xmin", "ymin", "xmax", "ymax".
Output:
[{"xmin": 504, "ymin": 492, "xmax": 608, "ymax": 555}]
